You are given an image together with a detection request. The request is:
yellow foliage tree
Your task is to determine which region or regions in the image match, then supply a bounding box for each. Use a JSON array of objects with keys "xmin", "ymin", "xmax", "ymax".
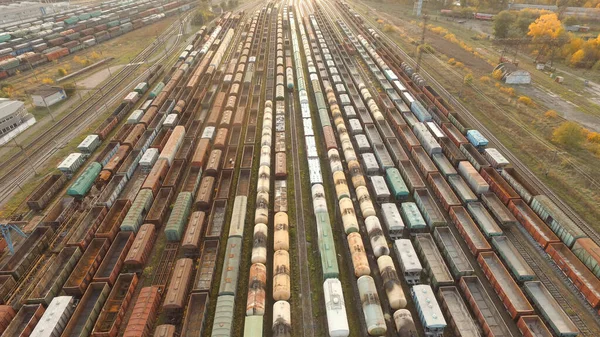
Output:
[
  {"xmin": 544, "ymin": 110, "xmax": 558, "ymax": 118},
  {"xmin": 447, "ymin": 58, "xmax": 456, "ymax": 65},
  {"xmin": 383, "ymin": 24, "xmax": 394, "ymax": 33},
  {"xmin": 528, "ymin": 14, "xmax": 563, "ymax": 41},
  {"xmin": 588, "ymin": 132, "xmax": 600, "ymax": 143},
  {"xmin": 518, "ymin": 96, "xmax": 534, "ymax": 106},
  {"xmin": 492, "ymin": 69, "xmax": 504, "ymax": 80},
  {"xmin": 552, "ymin": 121, "xmax": 586, "ymax": 148},
  {"xmin": 464, "ymin": 73, "xmax": 473, "ymax": 85},
  {"xmin": 89, "ymin": 51, "xmax": 101, "ymax": 60},
  {"xmin": 42, "ymin": 78, "xmax": 54, "ymax": 84},
  {"xmin": 479, "ymin": 76, "xmax": 491, "ymax": 83},
  {"xmin": 570, "ymin": 49, "xmax": 585, "ymax": 66}
]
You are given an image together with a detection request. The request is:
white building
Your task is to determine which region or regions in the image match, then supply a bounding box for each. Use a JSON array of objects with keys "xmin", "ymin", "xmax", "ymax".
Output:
[
  {"xmin": 31, "ymin": 86, "xmax": 67, "ymax": 107},
  {"xmin": 0, "ymin": 99, "xmax": 36, "ymax": 145}
]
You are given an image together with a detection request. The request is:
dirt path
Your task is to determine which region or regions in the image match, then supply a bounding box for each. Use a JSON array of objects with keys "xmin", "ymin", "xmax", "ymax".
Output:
[{"xmin": 76, "ymin": 65, "xmax": 125, "ymax": 89}]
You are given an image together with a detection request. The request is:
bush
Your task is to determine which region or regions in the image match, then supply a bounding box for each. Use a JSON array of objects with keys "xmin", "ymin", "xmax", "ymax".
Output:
[
  {"xmin": 383, "ymin": 24, "xmax": 395, "ymax": 33},
  {"xmin": 63, "ymin": 83, "xmax": 76, "ymax": 96},
  {"xmin": 492, "ymin": 69, "xmax": 504, "ymax": 80},
  {"xmin": 57, "ymin": 68, "xmax": 68, "ymax": 76},
  {"xmin": 479, "ymin": 76, "xmax": 491, "ymax": 83},
  {"xmin": 42, "ymin": 78, "xmax": 54, "ymax": 84},
  {"xmin": 587, "ymin": 132, "xmax": 600, "ymax": 143},
  {"xmin": 447, "ymin": 58, "xmax": 456, "ymax": 65},
  {"xmin": 545, "ymin": 110, "xmax": 558, "ymax": 118},
  {"xmin": 552, "ymin": 121, "xmax": 586, "ymax": 148},
  {"xmin": 454, "ymin": 61, "xmax": 464, "ymax": 68},
  {"xmin": 499, "ymin": 86, "xmax": 515, "ymax": 96},
  {"xmin": 518, "ymin": 96, "xmax": 535, "ymax": 106},
  {"xmin": 464, "ymin": 73, "xmax": 473, "ymax": 85}
]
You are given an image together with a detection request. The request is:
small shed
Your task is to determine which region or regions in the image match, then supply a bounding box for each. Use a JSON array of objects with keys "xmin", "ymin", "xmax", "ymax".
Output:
[
  {"xmin": 31, "ymin": 86, "xmax": 67, "ymax": 107},
  {"xmin": 493, "ymin": 63, "xmax": 531, "ymax": 85}
]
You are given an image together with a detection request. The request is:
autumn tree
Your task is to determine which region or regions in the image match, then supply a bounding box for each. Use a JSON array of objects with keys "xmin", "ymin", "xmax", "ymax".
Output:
[
  {"xmin": 528, "ymin": 13, "xmax": 563, "ymax": 41},
  {"xmin": 42, "ymin": 78, "xmax": 54, "ymax": 84},
  {"xmin": 552, "ymin": 121, "xmax": 586, "ymax": 148}
]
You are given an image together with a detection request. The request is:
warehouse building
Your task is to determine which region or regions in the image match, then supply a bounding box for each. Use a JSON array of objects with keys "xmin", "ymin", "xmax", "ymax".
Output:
[
  {"xmin": 493, "ymin": 63, "xmax": 531, "ymax": 85},
  {"xmin": 0, "ymin": 99, "xmax": 36, "ymax": 145},
  {"xmin": 31, "ymin": 86, "xmax": 67, "ymax": 107}
]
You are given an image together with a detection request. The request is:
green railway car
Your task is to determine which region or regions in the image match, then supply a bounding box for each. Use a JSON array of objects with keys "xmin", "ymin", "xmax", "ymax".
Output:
[
  {"xmin": 385, "ymin": 167, "xmax": 409, "ymax": 200},
  {"xmin": 67, "ymin": 162, "xmax": 102, "ymax": 198},
  {"xmin": 149, "ymin": 82, "xmax": 164, "ymax": 98},
  {"xmin": 401, "ymin": 202, "xmax": 427, "ymax": 231},
  {"xmin": 164, "ymin": 192, "xmax": 192, "ymax": 241},
  {"xmin": 243, "ymin": 316, "xmax": 263, "ymax": 337},
  {"xmin": 316, "ymin": 211, "xmax": 339, "ymax": 279}
]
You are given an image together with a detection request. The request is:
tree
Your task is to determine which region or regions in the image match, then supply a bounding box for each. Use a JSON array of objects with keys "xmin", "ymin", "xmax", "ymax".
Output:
[
  {"xmin": 570, "ymin": 49, "xmax": 585, "ymax": 66},
  {"xmin": 57, "ymin": 68, "xmax": 68, "ymax": 76},
  {"xmin": 563, "ymin": 16, "xmax": 578, "ymax": 26},
  {"xmin": 192, "ymin": 11, "xmax": 205, "ymax": 26},
  {"xmin": 552, "ymin": 121, "xmax": 586, "ymax": 148},
  {"xmin": 464, "ymin": 73, "xmax": 474, "ymax": 85},
  {"xmin": 42, "ymin": 78, "xmax": 54, "ymax": 84},
  {"xmin": 528, "ymin": 13, "xmax": 563, "ymax": 41},
  {"xmin": 493, "ymin": 11, "xmax": 514, "ymax": 39}
]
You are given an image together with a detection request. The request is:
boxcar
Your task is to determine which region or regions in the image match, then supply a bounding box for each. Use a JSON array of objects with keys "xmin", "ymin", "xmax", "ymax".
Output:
[
  {"xmin": 141, "ymin": 158, "xmax": 169, "ymax": 196},
  {"xmin": 181, "ymin": 211, "xmax": 206, "ymax": 256},
  {"xmin": 195, "ymin": 176, "xmax": 216, "ymax": 210},
  {"xmin": 124, "ymin": 223, "xmax": 155, "ymax": 270},
  {"xmin": 163, "ymin": 258, "xmax": 194, "ymax": 317}
]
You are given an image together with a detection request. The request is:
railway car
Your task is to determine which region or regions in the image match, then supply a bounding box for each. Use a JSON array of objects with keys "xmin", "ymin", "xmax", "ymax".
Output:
[
  {"xmin": 323, "ymin": 279, "xmax": 350, "ymax": 337},
  {"xmin": 450, "ymin": 206, "xmax": 492, "ymax": 256},
  {"xmin": 413, "ymin": 233, "xmax": 453, "ymax": 288},
  {"xmin": 460, "ymin": 276, "xmax": 513, "ymax": 337},
  {"xmin": 30, "ymin": 296, "xmax": 74, "ymax": 337},
  {"xmin": 377, "ymin": 255, "xmax": 406, "ymax": 309},
  {"xmin": 437, "ymin": 286, "xmax": 480, "ymax": 337},
  {"xmin": 348, "ymin": 232, "xmax": 370, "ymax": 277},
  {"xmin": 523, "ymin": 282, "xmax": 578, "ymax": 337},
  {"xmin": 477, "ymin": 252, "xmax": 535, "ymax": 319},
  {"xmin": 491, "ymin": 236, "xmax": 535, "ymax": 282},
  {"xmin": 394, "ymin": 239, "xmax": 422, "ymax": 285},
  {"xmin": 273, "ymin": 212, "xmax": 289, "ymax": 251},
  {"xmin": 508, "ymin": 199, "xmax": 560, "ymax": 248},
  {"xmin": 393, "ymin": 309, "xmax": 418, "ymax": 337},
  {"xmin": 433, "ymin": 227, "xmax": 474, "ymax": 278},
  {"xmin": 181, "ymin": 211, "xmax": 206, "ymax": 256},
  {"xmin": 272, "ymin": 301, "xmax": 292, "ymax": 337},
  {"xmin": 545, "ymin": 243, "xmax": 600, "ymax": 308},
  {"xmin": 357, "ymin": 276, "xmax": 386, "ymax": 336},
  {"xmin": 411, "ymin": 284, "xmax": 446, "ymax": 337},
  {"xmin": 251, "ymin": 224, "xmax": 268, "ymax": 265},
  {"xmin": 246, "ymin": 263, "xmax": 267, "ymax": 316}
]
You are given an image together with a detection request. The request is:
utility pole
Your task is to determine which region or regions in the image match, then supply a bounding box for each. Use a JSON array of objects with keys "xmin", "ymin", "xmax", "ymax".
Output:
[{"xmin": 416, "ymin": 13, "xmax": 428, "ymax": 74}]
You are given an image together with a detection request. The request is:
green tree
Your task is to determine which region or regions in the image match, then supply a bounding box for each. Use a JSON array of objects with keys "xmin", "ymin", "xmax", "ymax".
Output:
[
  {"xmin": 552, "ymin": 121, "xmax": 586, "ymax": 148},
  {"xmin": 493, "ymin": 11, "xmax": 515, "ymax": 39}
]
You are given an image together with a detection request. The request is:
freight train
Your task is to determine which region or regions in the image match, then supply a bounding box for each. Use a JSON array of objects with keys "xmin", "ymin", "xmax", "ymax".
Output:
[{"xmin": 0, "ymin": 0, "xmax": 195, "ymax": 79}]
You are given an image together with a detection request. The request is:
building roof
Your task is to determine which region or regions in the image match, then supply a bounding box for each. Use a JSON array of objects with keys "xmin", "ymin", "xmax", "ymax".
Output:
[
  {"xmin": 31, "ymin": 85, "xmax": 64, "ymax": 97},
  {"xmin": 0, "ymin": 99, "xmax": 24, "ymax": 119}
]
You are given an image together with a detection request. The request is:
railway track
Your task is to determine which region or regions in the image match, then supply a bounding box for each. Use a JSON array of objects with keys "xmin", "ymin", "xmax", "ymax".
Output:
[
  {"xmin": 288, "ymin": 88, "xmax": 315, "ymax": 337},
  {"xmin": 0, "ymin": 13, "xmax": 191, "ymax": 208},
  {"xmin": 344, "ymin": 0, "xmax": 600, "ymax": 246}
]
